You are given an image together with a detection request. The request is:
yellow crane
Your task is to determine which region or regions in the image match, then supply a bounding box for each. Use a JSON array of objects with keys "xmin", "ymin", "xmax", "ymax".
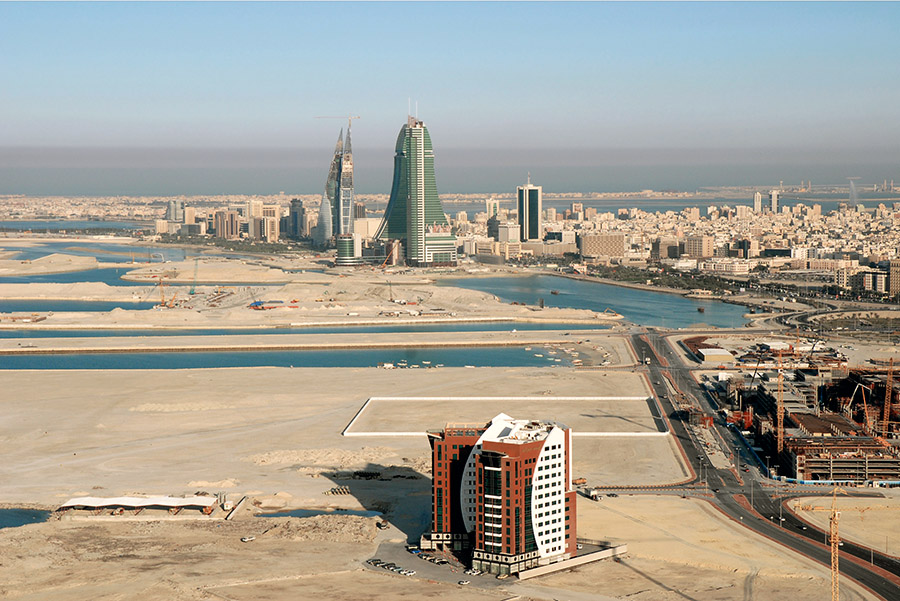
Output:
[
  {"xmin": 794, "ymin": 486, "xmax": 848, "ymax": 601},
  {"xmin": 777, "ymin": 351, "xmax": 785, "ymax": 454},
  {"xmin": 829, "ymin": 486, "xmax": 848, "ymax": 601},
  {"xmin": 883, "ymin": 358, "xmax": 894, "ymax": 437}
]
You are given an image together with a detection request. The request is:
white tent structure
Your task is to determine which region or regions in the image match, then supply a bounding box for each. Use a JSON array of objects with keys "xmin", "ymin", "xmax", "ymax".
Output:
[{"xmin": 60, "ymin": 496, "xmax": 216, "ymax": 510}]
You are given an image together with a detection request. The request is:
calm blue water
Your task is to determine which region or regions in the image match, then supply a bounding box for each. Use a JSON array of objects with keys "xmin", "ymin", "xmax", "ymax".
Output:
[
  {"xmin": 0, "ymin": 220, "xmax": 146, "ymax": 231},
  {"xmin": 0, "ymin": 346, "xmax": 574, "ymax": 370},
  {"xmin": 0, "ymin": 300, "xmax": 158, "ymax": 313},
  {"xmin": 0, "ymin": 241, "xmax": 188, "ymax": 263},
  {"xmin": 258, "ymin": 508, "xmax": 382, "ymax": 518},
  {"xmin": 0, "ymin": 509, "xmax": 50, "ymax": 529},
  {"xmin": 0, "ymin": 321, "xmax": 604, "ymax": 339},
  {"xmin": 439, "ymin": 274, "xmax": 749, "ymax": 329},
  {"xmin": 0, "ymin": 267, "xmax": 148, "ymax": 286}
]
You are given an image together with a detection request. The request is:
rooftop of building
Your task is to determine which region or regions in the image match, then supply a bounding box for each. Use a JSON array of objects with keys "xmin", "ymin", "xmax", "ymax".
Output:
[{"xmin": 484, "ymin": 413, "xmax": 568, "ymax": 444}]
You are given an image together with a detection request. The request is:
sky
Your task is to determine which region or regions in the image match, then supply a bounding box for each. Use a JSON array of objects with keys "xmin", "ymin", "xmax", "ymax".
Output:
[{"xmin": 1, "ymin": 2, "xmax": 899, "ymax": 195}]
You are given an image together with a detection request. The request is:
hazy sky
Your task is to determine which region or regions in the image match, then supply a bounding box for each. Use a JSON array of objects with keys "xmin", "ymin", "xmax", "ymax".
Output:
[{"xmin": 1, "ymin": 2, "xmax": 899, "ymax": 194}]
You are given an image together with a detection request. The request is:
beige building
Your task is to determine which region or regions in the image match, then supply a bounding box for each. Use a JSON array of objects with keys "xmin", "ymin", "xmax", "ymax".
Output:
[
  {"xmin": 579, "ymin": 233, "xmax": 626, "ymax": 258},
  {"xmin": 685, "ymin": 235, "xmax": 714, "ymax": 258},
  {"xmin": 891, "ymin": 259, "xmax": 900, "ymax": 296}
]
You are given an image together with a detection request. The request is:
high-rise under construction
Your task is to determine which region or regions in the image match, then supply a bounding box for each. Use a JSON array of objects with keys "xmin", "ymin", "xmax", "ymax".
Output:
[
  {"xmin": 376, "ymin": 116, "xmax": 457, "ymax": 266},
  {"xmin": 316, "ymin": 121, "xmax": 355, "ymax": 246}
]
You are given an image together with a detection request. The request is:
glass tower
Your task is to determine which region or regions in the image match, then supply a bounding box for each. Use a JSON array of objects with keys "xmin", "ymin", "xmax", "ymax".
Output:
[
  {"xmin": 377, "ymin": 116, "xmax": 457, "ymax": 266},
  {"xmin": 517, "ymin": 174, "xmax": 543, "ymax": 242}
]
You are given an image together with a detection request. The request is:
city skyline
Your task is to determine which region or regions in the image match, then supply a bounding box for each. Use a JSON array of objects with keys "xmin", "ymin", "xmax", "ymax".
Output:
[{"xmin": 1, "ymin": 2, "xmax": 899, "ymax": 195}]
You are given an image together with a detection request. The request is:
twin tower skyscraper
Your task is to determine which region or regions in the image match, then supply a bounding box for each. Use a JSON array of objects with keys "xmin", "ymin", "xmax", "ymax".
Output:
[
  {"xmin": 318, "ymin": 115, "xmax": 457, "ymax": 267},
  {"xmin": 316, "ymin": 124, "xmax": 354, "ymax": 245}
]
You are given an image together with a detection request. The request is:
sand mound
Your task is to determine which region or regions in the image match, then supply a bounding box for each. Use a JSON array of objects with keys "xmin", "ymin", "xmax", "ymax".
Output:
[
  {"xmin": 188, "ymin": 478, "xmax": 239, "ymax": 488},
  {"xmin": 248, "ymin": 447, "xmax": 394, "ymax": 467},
  {"xmin": 263, "ymin": 514, "xmax": 376, "ymax": 544},
  {"xmin": 130, "ymin": 402, "xmax": 235, "ymax": 412}
]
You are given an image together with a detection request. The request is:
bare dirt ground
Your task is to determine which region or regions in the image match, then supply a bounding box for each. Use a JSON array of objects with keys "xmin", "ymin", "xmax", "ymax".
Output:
[
  {"xmin": 791, "ymin": 491, "xmax": 900, "ymax": 558},
  {"xmin": 518, "ymin": 495, "xmax": 876, "ymax": 601},
  {"xmin": 0, "ymin": 364, "xmax": 878, "ymax": 599}
]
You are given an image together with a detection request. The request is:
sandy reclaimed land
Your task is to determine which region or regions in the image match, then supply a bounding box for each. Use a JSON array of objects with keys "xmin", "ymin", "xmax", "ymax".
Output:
[
  {"xmin": 513, "ymin": 495, "xmax": 876, "ymax": 601},
  {"xmin": 791, "ymin": 492, "xmax": 900, "ymax": 558},
  {"xmin": 0, "ymin": 261, "xmax": 618, "ymax": 328},
  {"xmin": 0, "ymin": 253, "xmax": 100, "ymax": 276},
  {"xmin": 0, "ymin": 515, "xmax": 462, "ymax": 601},
  {"xmin": 0, "ymin": 364, "xmax": 869, "ymax": 600},
  {"xmin": 350, "ymin": 387, "xmax": 658, "ymax": 435},
  {"xmin": 0, "ymin": 366, "xmax": 677, "ymax": 507}
]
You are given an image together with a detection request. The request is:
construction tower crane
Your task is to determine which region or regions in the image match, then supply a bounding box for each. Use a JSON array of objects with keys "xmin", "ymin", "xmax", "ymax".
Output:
[
  {"xmin": 883, "ymin": 358, "xmax": 894, "ymax": 437},
  {"xmin": 777, "ymin": 351, "xmax": 785, "ymax": 454},
  {"xmin": 795, "ymin": 487, "xmax": 849, "ymax": 601},
  {"xmin": 315, "ymin": 115, "xmax": 361, "ymax": 130},
  {"xmin": 829, "ymin": 486, "xmax": 848, "ymax": 601}
]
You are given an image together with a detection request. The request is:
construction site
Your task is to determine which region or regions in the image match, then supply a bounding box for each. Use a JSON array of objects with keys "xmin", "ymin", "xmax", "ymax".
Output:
[{"xmin": 702, "ymin": 340, "xmax": 900, "ymax": 484}]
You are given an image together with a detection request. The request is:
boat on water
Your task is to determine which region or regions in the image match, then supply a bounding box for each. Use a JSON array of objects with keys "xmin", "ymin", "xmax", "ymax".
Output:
[
  {"xmin": 697, "ymin": 307, "xmax": 705, "ymax": 313},
  {"xmin": 550, "ymin": 290, "xmax": 560, "ymax": 295}
]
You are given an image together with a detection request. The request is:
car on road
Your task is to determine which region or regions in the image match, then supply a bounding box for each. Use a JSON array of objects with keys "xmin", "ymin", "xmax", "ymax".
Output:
[
  {"xmin": 608, "ymin": 493, "xmax": 619, "ymax": 498},
  {"xmin": 458, "ymin": 580, "xmax": 470, "ymax": 585},
  {"xmin": 240, "ymin": 536, "xmax": 255, "ymax": 543}
]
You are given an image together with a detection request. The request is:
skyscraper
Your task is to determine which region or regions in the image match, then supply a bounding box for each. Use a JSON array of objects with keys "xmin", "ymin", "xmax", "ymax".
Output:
[
  {"xmin": 316, "ymin": 131, "xmax": 341, "ymax": 246},
  {"xmin": 753, "ymin": 192, "xmax": 763, "ymax": 213},
  {"xmin": 315, "ymin": 123, "xmax": 355, "ymax": 245},
  {"xmin": 289, "ymin": 198, "xmax": 306, "ymax": 239},
  {"xmin": 517, "ymin": 175, "xmax": 542, "ymax": 242},
  {"xmin": 376, "ymin": 116, "xmax": 457, "ymax": 266},
  {"xmin": 769, "ymin": 190, "xmax": 779, "ymax": 213},
  {"xmin": 423, "ymin": 413, "xmax": 577, "ymax": 576},
  {"xmin": 485, "ymin": 196, "xmax": 500, "ymax": 219},
  {"xmin": 336, "ymin": 125, "xmax": 354, "ymax": 235}
]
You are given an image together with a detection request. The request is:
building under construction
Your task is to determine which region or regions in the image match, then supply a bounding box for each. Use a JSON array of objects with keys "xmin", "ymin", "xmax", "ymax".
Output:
[{"xmin": 745, "ymin": 363, "xmax": 900, "ymax": 483}]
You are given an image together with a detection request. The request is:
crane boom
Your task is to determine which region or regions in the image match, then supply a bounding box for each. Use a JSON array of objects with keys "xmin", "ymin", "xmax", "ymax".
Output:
[{"xmin": 884, "ymin": 358, "xmax": 894, "ymax": 437}]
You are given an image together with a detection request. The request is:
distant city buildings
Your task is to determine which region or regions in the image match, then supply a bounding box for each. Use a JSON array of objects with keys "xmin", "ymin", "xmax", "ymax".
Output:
[
  {"xmin": 376, "ymin": 116, "xmax": 457, "ymax": 267},
  {"xmin": 422, "ymin": 413, "xmax": 576, "ymax": 576}
]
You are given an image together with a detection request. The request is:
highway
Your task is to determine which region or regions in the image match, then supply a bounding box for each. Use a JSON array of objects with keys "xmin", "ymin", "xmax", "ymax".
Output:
[{"xmin": 630, "ymin": 332, "xmax": 900, "ymax": 600}]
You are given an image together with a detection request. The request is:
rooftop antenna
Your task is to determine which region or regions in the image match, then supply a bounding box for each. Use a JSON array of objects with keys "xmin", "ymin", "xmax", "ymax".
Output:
[{"xmin": 527, "ymin": 171, "xmax": 531, "ymax": 186}]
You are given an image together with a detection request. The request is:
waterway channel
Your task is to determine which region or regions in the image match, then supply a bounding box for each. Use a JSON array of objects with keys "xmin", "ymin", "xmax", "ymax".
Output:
[
  {"xmin": 439, "ymin": 274, "xmax": 749, "ymax": 329},
  {"xmin": 0, "ymin": 321, "xmax": 605, "ymax": 339},
  {"xmin": 0, "ymin": 346, "xmax": 576, "ymax": 370}
]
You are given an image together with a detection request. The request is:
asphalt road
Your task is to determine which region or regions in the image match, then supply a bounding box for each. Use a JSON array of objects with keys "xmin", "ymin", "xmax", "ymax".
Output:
[{"xmin": 631, "ymin": 331, "xmax": 900, "ymax": 600}]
